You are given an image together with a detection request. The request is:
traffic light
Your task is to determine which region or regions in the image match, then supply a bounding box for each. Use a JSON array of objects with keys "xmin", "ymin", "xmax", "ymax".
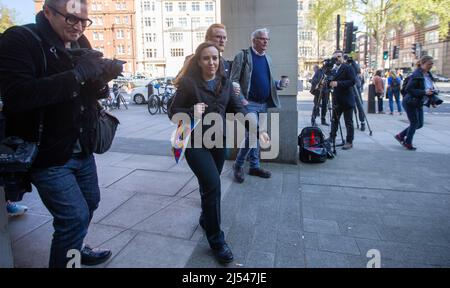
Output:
[
  {"xmin": 411, "ymin": 43, "xmax": 417, "ymax": 55},
  {"xmin": 344, "ymin": 22, "xmax": 357, "ymax": 54},
  {"xmin": 383, "ymin": 51, "xmax": 388, "ymax": 60},
  {"xmin": 393, "ymin": 46, "xmax": 399, "ymax": 59}
]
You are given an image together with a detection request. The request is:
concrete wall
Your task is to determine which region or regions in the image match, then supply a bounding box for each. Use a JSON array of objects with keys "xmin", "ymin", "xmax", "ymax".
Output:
[
  {"xmin": 0, "ymin": 187, "xmax": 14, "ymax": 268},
  {"xmin": 221, "ymin": 0, "xmax": 298, "ymax": 164}
]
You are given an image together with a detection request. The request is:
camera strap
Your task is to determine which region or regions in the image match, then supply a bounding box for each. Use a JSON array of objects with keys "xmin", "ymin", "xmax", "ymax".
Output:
[{"xmin": 21, "ymin": 24, "xmax": 46, "ymax": 146}]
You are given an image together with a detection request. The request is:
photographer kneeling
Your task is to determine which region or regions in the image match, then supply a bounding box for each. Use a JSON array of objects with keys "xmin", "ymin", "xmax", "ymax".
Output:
[
  {"xmin": 0, "ymin": 0, "xmax": 123, "ymax": 267},
  {"xmin": 395, "ymin": 56, "xmax": 440, "ymax": 150},
  {"xmin": 329, "ymin": 50, "xmax": 357, "ymax": 150}
]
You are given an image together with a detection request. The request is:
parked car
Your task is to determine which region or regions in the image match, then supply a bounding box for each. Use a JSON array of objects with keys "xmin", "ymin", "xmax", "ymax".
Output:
[
  {"xmin": 130, "ymin": 77, "xmax": 175, "ymax": 104},
  {"xmin": 434, "ymin": 74, "xmax": 449, "ymax": 82}
]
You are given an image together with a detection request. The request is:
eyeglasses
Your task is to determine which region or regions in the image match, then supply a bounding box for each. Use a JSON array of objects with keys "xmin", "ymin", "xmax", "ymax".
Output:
[
  {"xmin": 257, "ymin": 37, "xmax": 270, "ymax": 41},
  {"xmin": 214, "ymin": 35, "xmax": 227, "ymax": 40},
  {"xmin": 47, "ymin": 5, "xmax": 93, "ymax": 28}
]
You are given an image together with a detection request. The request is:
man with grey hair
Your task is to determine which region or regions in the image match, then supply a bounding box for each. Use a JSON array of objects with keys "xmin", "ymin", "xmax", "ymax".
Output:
[
  {"xmin": 230, "ymin": 28, "xmax": 287, "ymax": 183},
  {"xmin": 0, "ymin": 0, "xmax": 121, "ymax": 267}
]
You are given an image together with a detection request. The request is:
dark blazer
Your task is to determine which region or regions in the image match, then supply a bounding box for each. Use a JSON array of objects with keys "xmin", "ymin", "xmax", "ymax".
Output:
[
  {"xmin": 404, "ymin": 68, "xmax": 435, "ymax": 106},
  {"xmin": 332, "ymin": 63, "xmax": 356, "ymax": 109},
  {"xmin": 0, "ymin": 12, "xmax": 109, "ymax": 168}
]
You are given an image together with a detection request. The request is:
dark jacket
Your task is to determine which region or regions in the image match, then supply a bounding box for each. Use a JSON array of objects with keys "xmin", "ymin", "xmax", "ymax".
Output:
[
  {"xmin": 0, "ymin": 12, "xmax": 108, "ymax": 168},
  {"xmin": 169, "ymin": 75, "xmax": 247, "ymax": 142},
  {"xmin": 404, "ymin": 68, "xmax": 435, "ymax": 105},
  {"xmin": 332, "ymin": 63, "xmax": 356, "ymax": 109}
]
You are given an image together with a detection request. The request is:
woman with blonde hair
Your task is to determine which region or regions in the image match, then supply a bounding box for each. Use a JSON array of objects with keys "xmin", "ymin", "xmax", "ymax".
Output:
[{"xmin": 395, "ymin": 56, "xmax": 436, "ymax": 150}]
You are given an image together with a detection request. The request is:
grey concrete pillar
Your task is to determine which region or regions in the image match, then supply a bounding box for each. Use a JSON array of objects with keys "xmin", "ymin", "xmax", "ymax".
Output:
[
  {"xmin": 221, "ymin": 0, "xmax": 298, "ymax": 164},
  {"xmin": 0, "ymin": 187, "xmax": 14, "ymax": 267}
]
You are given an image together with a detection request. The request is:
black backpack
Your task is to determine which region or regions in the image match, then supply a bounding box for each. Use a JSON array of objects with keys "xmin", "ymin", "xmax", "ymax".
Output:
[
  {"xmin": 400, "ymin": 75, "xmax": 411, "ymax": 96},
  {"xmin": 391, "ymin": 76, "xmax": 400, "ymax": 90},
  {"xmin": 298, "ymin": 126, "xmax": 328, "ymax": 163}
]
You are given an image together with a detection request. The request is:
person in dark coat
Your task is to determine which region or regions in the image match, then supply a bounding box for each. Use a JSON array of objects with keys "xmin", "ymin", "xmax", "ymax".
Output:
[
  {"xmin": 0, "ymin": 0, "xmax": 123, "ymax": 267},
  {"xmin": 329, "ymin": 50, "xmax": 357, "ymax": 150},
  {"xmin": 169, "ymin": 42, "xmax": 269, "ymax": 264}
]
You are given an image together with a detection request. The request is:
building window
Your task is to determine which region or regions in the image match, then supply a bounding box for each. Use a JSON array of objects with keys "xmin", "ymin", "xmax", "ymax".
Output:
[
  {"xmin": 124, "ymin": 16, "xmax": 129, "ymax": 24},
  {"xmin": 165, "ymin": 18, "xmax": 174, "ymax": 28},
  {"xmin": 144, "ymin": 17, "xmax": 156, "ymax": 27},
  {"xmin": 165, "ymin": 2, "xmax": 173, "ymax": 12},
  {"xmin": 205, "ymin": 2, "xmax": 214, "ymax": 11},
  {"xmin": 97, "ymin": 17, "xmax": 103, "ymax": 26},
  {"xmin": 192, "ymin": 17, "xmax": 200, "ymax": 28},
  {"xmin": 298, "ymin": 30, "xmax": 312, "ymax": 41},
  {"xmin": 117, "ymin": 45, "xmax": 125, "ymax": 55},
  {"xmin": 205, "ymin": 17, "xmax": 214, "ymax": 26},
  {"xmin": 425, "ymin": 31, "xmax": 439, "ymax": 44},
  {"xmin": 171, "ymin": 48, "xmax": 184, "ymax": 57},
  {"xmin": 116, "ymin": 30, "xmax": 124, "ymax": 39},
  {"xmin": 425, "ymin": 15, "xmax": 439, "ymax": 28},
  {"xmin": 93, "ymin": 32, "xmax": 99, "ymax": 40},
  {"xmin": 178, "ymin": 2, "xmax": 187, "ymax": 12},
  {"xmin": 298, "ymin": 1, "xmax": 303, "ymax": 10},
  {"xmin": 178, "ymin": 17, "xmax": 187, "ymax": 27},
  {"xmin": 146, "ymin": 48, "xmax": 157, "ymax": 58},
  {"xmin": 145, "ymin": 33, "xmax": 156, "ymax": 42},
  {"xmin": 403, "ymin": 36, "xmax": 414, "ymax": 47},
  {"xmin": 143, "ymin": 1, "xmax": 155, "ymax": 11},
  {"xmin": 192, "ymin": 2, "xmax": 200, "ymax": 11},
  {"xmin": 115, "ymin": 16, "xmax": 121, "ymax": 24},
  {"xmin": 94, "ymin": 46, "xmax": 104, "ymax": 53},
  {"xmin": 170, "ymin": 32, "xmax": 184, "ymax": 42},
  {"xmin": 92, "ymin": 3, "xmax": 97, "ymax": 11},
  {"xmin": 427, "ymin": 48, "xmax": 439, "ymax": 60},
  {"xmin": 196, "ymin": 32, "xmax": 205, "ymax": 42},
  {"xmin": 298, "ymin": 46, "xmax": 313, "ymax": 57}
]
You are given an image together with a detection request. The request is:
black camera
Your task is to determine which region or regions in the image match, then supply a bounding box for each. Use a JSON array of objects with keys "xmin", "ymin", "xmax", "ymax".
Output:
[
  {"xmin": 67, "ymin": 48, "xmax": 126, "ymax": 83},
  {"xmin": 0, "ymin": 137, "xmax": 37, "ymax": 201},
  {"xmin": 321, "ymin": 57, "xmax": 338, "ymax": 78},
  {"xmin": 424, "ymin": 90, "xmax": 443, "ymax": 107}
]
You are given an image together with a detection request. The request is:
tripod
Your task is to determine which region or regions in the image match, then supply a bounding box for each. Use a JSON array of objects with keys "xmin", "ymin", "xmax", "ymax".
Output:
[
  {"xmin": 311, "ymin": 73, "xmax": 344, "ymax": 154},
  {"xmin": 352, "ymin": 85, "xmax": 373, "ymax": 136}
]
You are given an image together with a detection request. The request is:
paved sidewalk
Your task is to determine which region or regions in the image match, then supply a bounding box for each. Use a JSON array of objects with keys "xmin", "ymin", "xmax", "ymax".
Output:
[{"xmin": 7, "ymin": 102, "xmax": 450, "ymax": 268}]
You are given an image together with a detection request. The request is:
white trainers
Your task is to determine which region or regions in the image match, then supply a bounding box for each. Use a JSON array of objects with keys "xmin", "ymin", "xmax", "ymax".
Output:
[{"xmin": 6, "ymin": 202, "xmax": 28, "ymax": 217}]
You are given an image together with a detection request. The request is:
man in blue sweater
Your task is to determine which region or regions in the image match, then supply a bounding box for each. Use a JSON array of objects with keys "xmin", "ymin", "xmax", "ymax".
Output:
[{"xmin": 230, "ymin": 28, "xmax": 287, "ymax": 183}]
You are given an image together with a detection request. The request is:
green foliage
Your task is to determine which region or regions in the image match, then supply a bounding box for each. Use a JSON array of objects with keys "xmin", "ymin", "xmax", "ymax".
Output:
[
  {"xmin": 0, "ymin": 1, "xmax": 17, "ymax": 33},
  {"xmin": 308, "ymin": 0, "xmax": 347, "ymax": 42}
]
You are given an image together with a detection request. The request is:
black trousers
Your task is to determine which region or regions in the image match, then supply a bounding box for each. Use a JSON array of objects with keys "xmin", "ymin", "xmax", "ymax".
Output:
[
  {"xmin": 330, "ymin": 105, "xmax": 354, "ymax": 144},
  {"xmin": 185, "ymin": 147, "xmax": 225, "ymax": 249},
  {"xmin": 312, "ymin": 91, "xmax": 329, "ymax": 120}
]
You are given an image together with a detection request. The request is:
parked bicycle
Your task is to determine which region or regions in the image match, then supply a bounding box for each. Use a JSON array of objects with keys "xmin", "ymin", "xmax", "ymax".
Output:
[
  {"xmin": 102, "ymin": 83, "xmax": 128, "ymax": 110},
  {"xmin": 147, "ymin": 83, "xmax": 175, "ymax": 115}
]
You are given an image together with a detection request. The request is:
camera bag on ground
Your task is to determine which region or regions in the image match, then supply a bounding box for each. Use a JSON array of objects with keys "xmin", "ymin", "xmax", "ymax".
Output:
[
  {"xmin": 298, "ymin": 126, "xmax": 328, "ymax": 163},
  {"xmin": 0, "ymin": 24, "xmax": 45, "ymax": 201}
]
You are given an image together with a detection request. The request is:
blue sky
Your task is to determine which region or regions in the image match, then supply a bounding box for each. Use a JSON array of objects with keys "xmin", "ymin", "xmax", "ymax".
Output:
[{"xmin": 2, "ymin": 0, "xmax": 37, "ymax": 24}]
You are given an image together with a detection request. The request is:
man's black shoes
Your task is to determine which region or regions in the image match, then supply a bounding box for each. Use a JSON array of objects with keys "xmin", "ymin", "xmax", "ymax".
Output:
[
  {"xmin": 212, "ymin": 243, "xmax": 234, "ymax": 263},
  {"xmin": 81, "ymin": 245, "xmax": 112, "ymax": 266},
  {"xmin": 360, "ymin": 122, "xmax": 365, "ymax": 131},
  {"xmin": 249, "ymin": 167, "xmax": 271, "ymax": 178},
  {"xmin": 233, "ymin": 163, "xmax": 245, "ymax": 183}
]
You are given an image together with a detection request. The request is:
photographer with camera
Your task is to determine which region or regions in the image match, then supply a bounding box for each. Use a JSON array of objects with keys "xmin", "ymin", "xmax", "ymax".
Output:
[
  {"xmin": 395, "ymin": 56, "xmax": 440, "ymax": 150},
  {"xmin": 310, "ymin": 65, "xmax": 330, "ymax": 126},
  {"xmin": 0, "ymin": 0, "xmax": 124, "ymax": 267},
  {"xmin": 328, "ymin": 50, "xmax": 357, "ymax": 150}
]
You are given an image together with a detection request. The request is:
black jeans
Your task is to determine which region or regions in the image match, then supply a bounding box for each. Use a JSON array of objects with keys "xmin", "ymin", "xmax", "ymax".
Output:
[
  {"xmin": 312, "ymin": 91, "xmax": 329, "ymax": 120},
  {"xmin": 376, "ymin": 92, "xmax": 384, "ymax": 112},
  {"xmin": 330, "ymin": 105, "xmax": 354, "ymax": 144},
  {"xmin": 185, "ymin": 147, "xmax": 225, "ymax": 249}
]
